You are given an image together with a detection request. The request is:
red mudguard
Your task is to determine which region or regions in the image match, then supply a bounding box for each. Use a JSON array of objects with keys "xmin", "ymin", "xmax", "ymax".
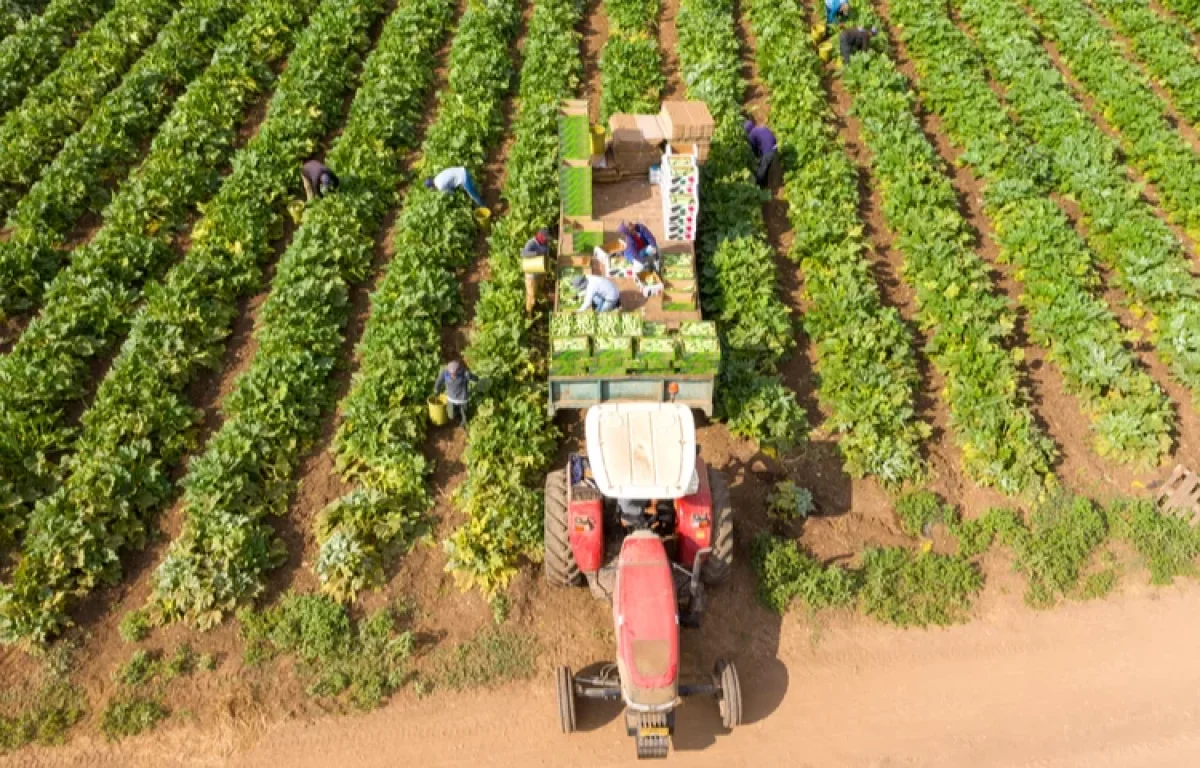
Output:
[
  {"xmin": 674, "ymin": 458, "xmax": 711, "ymax": 569},
  {"xmin": 568, "ymin": 495, "xmax": 604, "ymax": 573}
]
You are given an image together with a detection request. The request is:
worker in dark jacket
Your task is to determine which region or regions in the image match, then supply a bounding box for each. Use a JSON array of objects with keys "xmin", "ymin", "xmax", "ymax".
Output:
[
  {"xmin": 433, "ymin": 360, "xmax": 478, "ymax": 427},
  {"xmin": 840, "ymin": 27, "xmax": 876, "ymax": 66},
  {"xmin": 521, "ymin": 228, "xmax": 550, "ymax": 314},
  {"xmin": 301, "ymin": 159, "xmax": 339, "ymax": 201},
  {"xmin": 744, "ymin": 120, "xmax": 778, "ymax": 189}
]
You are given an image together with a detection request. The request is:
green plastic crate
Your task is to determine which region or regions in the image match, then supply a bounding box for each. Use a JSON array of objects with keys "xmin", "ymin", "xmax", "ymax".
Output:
[
  {"xmin": 559, "ymin": 114, "xmax": 591, "ymax": 161},
  {"xmin": 560, "ymin": 165, "xmax": 592, "ymax": 216}
]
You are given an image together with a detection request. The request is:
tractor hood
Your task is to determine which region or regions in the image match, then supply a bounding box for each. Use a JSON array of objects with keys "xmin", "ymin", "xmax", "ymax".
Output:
[{"xmin": 585, "ymin": 403, "xmax": 698, "ymax": 499}]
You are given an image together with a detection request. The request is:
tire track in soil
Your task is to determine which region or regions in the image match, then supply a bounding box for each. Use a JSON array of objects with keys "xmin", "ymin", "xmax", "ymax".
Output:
[
  {"xmin": 1005, "ymin": 10, "xmax": 1200, "ymax": 261},
  {"xmin": 807, "ymin": 0, "xmax": 1012, "ymax": 524},
  {"xmin": 876, "ymin": 0, "xmax": 1169, "ymax": 500},
  {"xmin": 659, "ymin": 0, "xmax": 684, "ymax": 99}
]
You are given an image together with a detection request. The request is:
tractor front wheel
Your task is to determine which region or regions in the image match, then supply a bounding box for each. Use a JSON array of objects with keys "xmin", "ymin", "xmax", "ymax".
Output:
[
  {"xmin": 701, "ymin": 469, "xmax": 733, "ymax": 585},
  {"xmin": 556, "ymin": 666, "xmax": 577, "ymax": 733},
  {"xmin": 713, "ymin": 658, "xmax": 742, "ymax": 729},
  {"xmin": 545, "ymin": 469, "xmax": 582, "ymax": 586}
]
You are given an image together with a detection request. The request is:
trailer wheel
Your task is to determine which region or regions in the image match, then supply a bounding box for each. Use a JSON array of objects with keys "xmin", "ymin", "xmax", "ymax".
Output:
[
  {"xmin": 545, "ymin": 469, "xmax": 582, "ymax": 586},
  {"xmin": 556, "ymin": 666, "xmax": 577, "ymax": 733},
  {"xmin": 713, "ymin": 658, "xmax": 742, "ymax": 729},
  {"xmin": 701, "ymin": 470, "xmax": 733, "ymax": 586}
]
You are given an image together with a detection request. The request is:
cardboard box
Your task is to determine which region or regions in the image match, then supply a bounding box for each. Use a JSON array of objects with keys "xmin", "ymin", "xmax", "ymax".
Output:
[
  {"xmin": 669, "ymin": 141, "xmax": 709, "ymax": 162},
  {"xmin": 610, "ymin": 113, "xmax": 666, "ymax": 148},
  {"xmin": 634, "ymin": 114, "xmax": 665, "ymax": 144},
  {"xmin": 659, "ymin": 101, "xmax": 715, "ymax": 141}
]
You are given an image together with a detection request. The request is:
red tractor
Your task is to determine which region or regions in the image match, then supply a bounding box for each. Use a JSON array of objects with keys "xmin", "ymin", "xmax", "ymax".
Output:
[{"xmin": 545, "ymin": 403, "xmax": 742, "ymax": 759}]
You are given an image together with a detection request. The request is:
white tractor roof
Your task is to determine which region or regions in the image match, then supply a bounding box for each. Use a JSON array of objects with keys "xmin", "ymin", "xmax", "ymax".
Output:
[{"xmin": 585, "ymin": 403, "xmax": 697, "ymax": 499}]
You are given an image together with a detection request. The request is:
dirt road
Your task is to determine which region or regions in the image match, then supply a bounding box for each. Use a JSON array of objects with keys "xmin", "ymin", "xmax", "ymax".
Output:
[{"xmin": 23, "ymin": 582, "xmax": 1199, "ymax": 768}]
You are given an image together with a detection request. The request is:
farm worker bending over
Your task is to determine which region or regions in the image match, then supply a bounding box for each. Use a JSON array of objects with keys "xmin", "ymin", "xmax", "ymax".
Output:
[
  {"xmin": 433, "ymin": 360, "xmax": 478, "ymax": 428},
  {"xmin": 744, "ymin": 120, "xmax": 777, "ymax": 189},
  {"xmin": 521, "ymin": 228, "xmax": 551, "ymax": 314},
  {"xmin": 572, "ymin": 274, "xmax": 620, "ymax": 313},
  {"xmin": 825, "ymin": 0, "xmax": 850, "ymax": 24},
  {"xmin": 618, "ymin": 220, "xmax": 659, "ymax": 273},
  {"xmin": 840, "ymin": 27, "xmax": 876, "ymax": 66},
  {"xmin": 425, "ymin": 166, "xmax": 486, "ymax": 208},
  {"xmin": 300, "ymin": 159, "xmax": 339, "ymax": 201}
]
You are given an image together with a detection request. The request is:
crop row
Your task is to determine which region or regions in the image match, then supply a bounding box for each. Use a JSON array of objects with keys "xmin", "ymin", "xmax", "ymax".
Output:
[
  {"xmin": 1019, "ymin": 0, "xmax": 1200, "ymax": 237},
  {"xmin": 1159, "ymin": 0, "xmax": 1200, "ymax": 35},
  {"xmin": 886, "ymin": 0, "xmax": 1172, "ymax": 464},
  {"xmin": 840, "ymin": 12, "xmax": 1056, "ymax": 495},
  {"xmin": 599, "ymin": 0, "xmax": 664, "ymax": 120},
  {"xmin": 0, "ymin": 0, "xmax": 110, "ymax": 117},
  {"xmin": 315, "ymin": 0, "xmax": 520, "ymax": 604},
  {"xmin": 148, "ymin": 0, "xmax": 457, "ymax": 627},
  {"xmin": 675, "ymin": 0, "xmax": 807, "ymax": 454},
  {"xmin": 1089, "ymin": 0, "xmax": 1200, "ymax": 127},
  {"xmin": 958, "ymin": 0, "xmax": 1200, "ymax": 401},
  {"xmin": 746, "ymin": 0, "xmax": 925, "ymax": 485},
  {"xmin": 443, "ymin": 0, "xmax": 582, "ymax": 597},
  {"xmin": 0, "ymin": 0, "xmax": 387, "ymax": 643},
  {"xmin": 0, "ymin": 0, "xmax": 243, "ymax": 317},
  {"xmin": 0, "ymin": 0, "xmax": 177, "ymax": 214},
  {"xmin": 0, "ymin": 0, "xmax": 316, "ymax": 550}
]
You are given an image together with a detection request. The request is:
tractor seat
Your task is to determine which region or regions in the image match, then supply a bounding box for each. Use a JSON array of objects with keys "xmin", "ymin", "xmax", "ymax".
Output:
[{"xmin": 614, "ymin": 531, "xmax": 679, "ymax": 696}]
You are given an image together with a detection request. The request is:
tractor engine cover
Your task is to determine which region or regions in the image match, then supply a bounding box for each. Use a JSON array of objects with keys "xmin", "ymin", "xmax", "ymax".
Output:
[{"xmin": 613, "ymin": 531, "xmax": 680, "ymax": 709}]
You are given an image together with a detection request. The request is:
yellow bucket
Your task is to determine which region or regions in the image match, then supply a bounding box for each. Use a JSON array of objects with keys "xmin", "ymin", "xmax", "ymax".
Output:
[
  {"xmin": 474, "ymin": 207, "xmax": 491, "ymax": 227},
  {"xmin": 810, "ymin": 22, "xmax": 827, "ymax": 43},
  {"xmin": 819, "ymin": 40, "xmax": 835, "ymax": 63},
  {"xmin": 590, "ymin": 124, "xmax": 606, "ymax": 155},
  {"xmin": 521, "ymin": 254, "xmax": 547, "ymax": 274},
  {"xmin": 428, "ymin": 395, "xmax": 449, "ymax": 426}
]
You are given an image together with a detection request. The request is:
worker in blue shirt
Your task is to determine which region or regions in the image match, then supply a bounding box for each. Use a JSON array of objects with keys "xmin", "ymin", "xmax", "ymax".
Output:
[
  {"xmin": 425, "ymin": 166, "xmax": 486, "ymax": 208},
  {"xmin": 572, "ymin": 274, "xmax": 621, "ymax": 313},
  {"xmin": 744, "ymin": 120, "xmax": 778, "ymax": 189},
  {"xmin": 825, "ymin": 0, "xmax": 850, "ymax": 24},
  {"xmin": 617, "ymin": 220, "xmax": 659, "ymax": 273}
]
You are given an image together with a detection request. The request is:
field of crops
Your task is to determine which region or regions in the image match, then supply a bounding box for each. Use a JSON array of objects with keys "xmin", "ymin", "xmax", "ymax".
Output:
[{"xmin": 3, "ymin": 0, "xmax": 1200, "ymax": 750}]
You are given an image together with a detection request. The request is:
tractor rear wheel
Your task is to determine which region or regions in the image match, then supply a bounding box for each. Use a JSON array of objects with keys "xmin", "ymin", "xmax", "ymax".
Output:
[
  {"xmin": 701, "ymin": 469, "xmax": 733, "ymax": 586},
  {"xmin": 714, "ymin": 658, "xmax": 742, "ymax": 729},
  {"xmin": 544, "ymin": 469, "xmax": 582, "ymax": 586},
  {"xmin": 556, "ymin": 666, "xmax": 577, "ymax": 733}
]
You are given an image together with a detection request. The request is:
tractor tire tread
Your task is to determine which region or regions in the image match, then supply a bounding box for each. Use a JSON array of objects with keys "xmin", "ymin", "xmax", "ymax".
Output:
[
  {"xmin": 544, "ymin": 469, "xmax": 582, "ymax": 586},
  {"xmin": 702, "ymin": 469, "xmax": 734, "ymax": 586}
]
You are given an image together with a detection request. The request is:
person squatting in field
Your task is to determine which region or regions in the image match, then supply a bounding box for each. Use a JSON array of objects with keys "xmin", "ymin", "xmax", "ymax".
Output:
[
  {"xmin": 433, "ymin": 360, "xmax": 478, "ymax": 427},
  {"xmin": 301, "ymin": 158, "xmax": 339, "ymax": 200},
  {"xmin": 573, "ymin": 274, "xmax": 621, "ymax": 313},
  {"xmin": 617, "ymin": 220, "xmax": 659, "ymax": 273},
  {"xmin": 840, "ymin": 27, "xmax": 877, "ymax": 65},
  {"xmin": 521, "ymin": 228, "xmax": 551, "ymax": 314}
]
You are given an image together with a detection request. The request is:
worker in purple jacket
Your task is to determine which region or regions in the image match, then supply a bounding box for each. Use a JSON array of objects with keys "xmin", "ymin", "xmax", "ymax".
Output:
[
  {"xmin": 744, "ymin": 120, "xmax": 777, "ymax": 189},
  {"xmin": 617, "ymin": 220, "xmax": 659, "ymax": 273}
]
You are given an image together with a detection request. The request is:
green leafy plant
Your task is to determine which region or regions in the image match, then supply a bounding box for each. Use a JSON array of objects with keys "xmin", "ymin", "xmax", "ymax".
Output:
[
  {"xmin": 443, "ymin": 0, "xmax": 579, "ymax": 598},
  {"xmin": 1003, "ymin": 494, "xmax": 1108, "ymax": 608},
  {"xmin": 433, "ymin": 627, "xmax": 537, "ymax": 691},
  {"xmin": 838, "ymin": 10, "xmax": 1057, "ymax": 495},
  {"xmin": 767, "ymin": 480, "xmax": 816, "ymax": 525},
  {"xmin": 100, "ymin": 695, "xmax": 166, "ymax": 742},
  {"xmin": 894, "ymin": 489, "xmax": 954, "ymax": 538},
  {"xmin": 0, "ymin": 0, "xmax": 112, "ymax": 116},
  {"xmin": 750, "ymin": 534, "xmax": 858, "ymax": 613},
  {"xmin": 949, "ymin": 507, "xmax": 1023, "ymax": 559},
  {"xmin": 1108, "ymin": 497, "xmax": 1200, "ymax": 584},
  {"xmin": 888, "ymin": 0, "xmax": 1172, "ymax": 466},
  {"xmin": 598, "ymin": 0, "xmax": 663, "ymax": 119},
  {"xmin": 0, "ymin": 647, "xmax": 85, "ymax": 751},
  {"xmin": 747, "ymin": 0, "xmax": 926, "ymax": 485},
  {"xmin": 118, "ymin": 610, "xmax": 151, "ymax": 643},
  {"xmin": 239, "ymin": 594, "xmax": 415, "ymax": 710},
  {"xmin": 957, "ymin": 0, "xmax": 1200, "ymax": 401},
  {"xmin": 0, "ymin": 0, "xmax": 242, "ymax": 315},
  {"xmin": 319, "ymin": 0, "xmax": 522, "ymax": 602},
  {"xmin": 147, "ymin": 0, "xmax": 452, "ymax": 627},
  {"xmin": 0, "ymin": 0, "xmax": 362, "ymax": 643},
  {"xmin": 859, "ymin": 548, "xmax": 983, "ymax": 627},
  {"xmin": 0, "ymin": 0, "xmax": 181, "ymax": 214},
  {"xmin": 674, "ymin": 0, "xmax": 808, "ymax": 456}
]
